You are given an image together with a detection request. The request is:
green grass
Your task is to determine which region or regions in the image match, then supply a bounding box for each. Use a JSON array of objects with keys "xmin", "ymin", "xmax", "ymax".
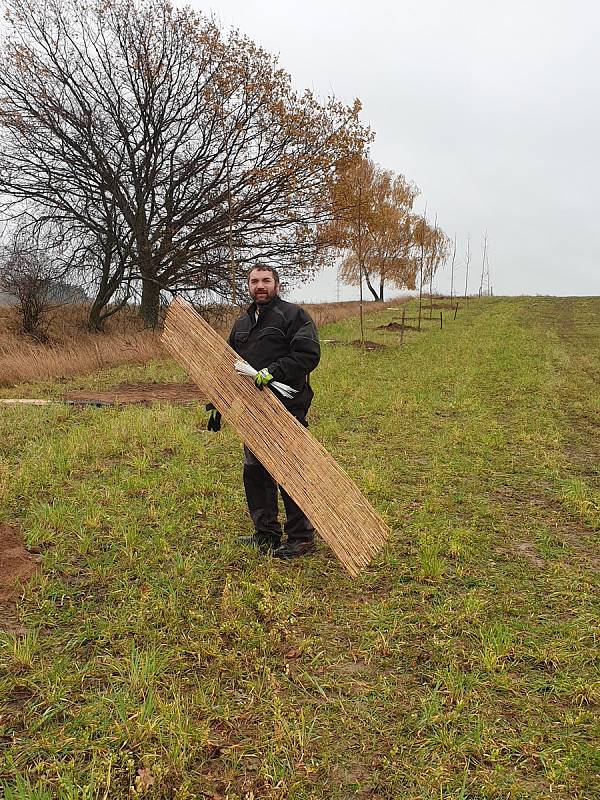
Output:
[{"xmin": 1, "ymin": 297, "xmax": 599, "ymax": 799}]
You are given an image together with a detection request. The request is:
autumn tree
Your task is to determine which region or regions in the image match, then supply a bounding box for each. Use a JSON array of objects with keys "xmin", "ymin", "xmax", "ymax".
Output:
[
  {"xmin": 338, "ymin": 205, "xmax": 423, "ymax": 301},
  {"xmin": 324, "ymin": 157, "xmax": 420, "ymax": 302},
  {"xmin": 0, "ymin": 0, "xmax": 368, "ymax": 327}
]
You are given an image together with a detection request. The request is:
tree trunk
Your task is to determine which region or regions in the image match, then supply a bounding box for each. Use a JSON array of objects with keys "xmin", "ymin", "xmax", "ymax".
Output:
[
  {"xmin": 139, "ymin": 277, "xmax": 160, "ymax": 328},
  {"xmin": 87, "ymin": 258, "xmax": 128, "ymax": 331},
  {"xmin": 364, "ymin": 270, "xmax": 380, "ymax": 301},
  {"xmin": 379, "ymin": 277, "xmax": 385, "ymax": 302},
  {"xmin": 88, "ymin": 298, "xmax": 105, "ymax": 332},
  {"xmin": 87, "ymin": 271, "xmax": 111, "ymax": 332}
]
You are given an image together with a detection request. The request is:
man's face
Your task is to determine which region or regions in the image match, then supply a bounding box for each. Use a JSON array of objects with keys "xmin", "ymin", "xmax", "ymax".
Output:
[{"xmin": 248, "ymin": 268, "xmax": 279, "ymax": 305}]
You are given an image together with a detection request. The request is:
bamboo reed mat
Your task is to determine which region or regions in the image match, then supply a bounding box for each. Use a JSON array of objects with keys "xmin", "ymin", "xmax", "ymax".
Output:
[{"xmin": 162, "ymin": 298, "xmax": 389, "ymax": 577}]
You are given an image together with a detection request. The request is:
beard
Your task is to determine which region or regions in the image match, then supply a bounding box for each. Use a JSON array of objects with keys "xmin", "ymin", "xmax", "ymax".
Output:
[{"xmin": 250, "ymin": 286, "xmax": 278, "ymax": 305}]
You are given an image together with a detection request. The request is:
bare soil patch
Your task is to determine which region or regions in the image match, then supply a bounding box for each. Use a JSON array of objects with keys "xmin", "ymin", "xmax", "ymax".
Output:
[
  {"xmin": 515, "ymin": 541, "xmax": 546, "ymax": 569},
  {"xmin": 63, "ymin": 382, "xmax": 205, "ymax": 406},
  {"xmin": 349, "ymin": 339, "xmax": 386, "ymax": 350},
  {"xmin": 377, "ymin": 321, "xmax": 421, "ymax": 332},
  {"xmin": 322, "ymin": 339, "xmax": 387, "ymax": 351},
  {"xmin": 0, "ymin": 523, "xmax": 38, "ymax": 633},
  {"xmin": 493, "ymin": 484, "xmax": 599, "ymax": 571}
]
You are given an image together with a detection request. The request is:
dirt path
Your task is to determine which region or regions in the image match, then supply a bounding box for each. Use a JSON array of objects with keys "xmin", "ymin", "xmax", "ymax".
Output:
[
  {"xmin": 509, "ymin": 298, "xmax": 600, "ymax": 569},
  {"xmin": 63, "ymin": 382, "xmax": 205, "ymax": 405},
  {"xmin": 553, "ymin": 298, "xmax": 600, "ymax": 486}
]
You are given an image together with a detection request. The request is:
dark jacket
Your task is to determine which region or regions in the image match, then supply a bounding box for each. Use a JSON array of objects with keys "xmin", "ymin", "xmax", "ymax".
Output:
[{"xmin": 228, "ymin": 296, "xmax": 320, "ymax": 414}]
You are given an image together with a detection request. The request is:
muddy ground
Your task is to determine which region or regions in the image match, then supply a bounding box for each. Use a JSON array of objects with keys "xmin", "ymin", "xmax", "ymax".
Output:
[
  {"xmin": 321, "ymin": 339, "xmax": 387, "ymax": 350},
  {"xmin": 377, "ymin": 321, "xmax": 421, "ymax": 332},
  {"xmin": 63, "ymin": 382, "xmax": 205, "ymax": 406}
]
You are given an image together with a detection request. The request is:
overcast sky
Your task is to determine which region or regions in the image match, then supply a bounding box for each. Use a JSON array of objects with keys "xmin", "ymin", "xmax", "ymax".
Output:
[{"xmin": 194, "ymin": 0, "xmax": 600, "ymax": 301}]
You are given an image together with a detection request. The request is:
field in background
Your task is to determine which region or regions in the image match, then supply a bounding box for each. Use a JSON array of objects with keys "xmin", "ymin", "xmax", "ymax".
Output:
[
  {"xmin": 0, "ymin": 296, "xmax": 599, "ymax": 799},
  {"xmin": 0, "ymin": 300, "xmax": 401, "ymax": 387}
]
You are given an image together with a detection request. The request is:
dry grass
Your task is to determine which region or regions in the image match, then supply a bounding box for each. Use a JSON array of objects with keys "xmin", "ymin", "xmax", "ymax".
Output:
[
  {"xmin": 0, "ymin": 331, "xmax": 162, "ymax": 387},
  {"xmin": 0, "ymin": 304, "xmax": 163, "ymax": 387},
  {"xmin": 0, "ymin": 299, "xmax": 400, "ymax": 387},
  {"xmin": 194, "ymin": 299, "xmax": 402, "ymax": 334}
]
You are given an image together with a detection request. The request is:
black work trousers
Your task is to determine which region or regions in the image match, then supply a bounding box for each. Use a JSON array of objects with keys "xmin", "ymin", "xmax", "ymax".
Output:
[{"xmin": 242, "ymin": 414, "xmax": 315, "ymax": 543}]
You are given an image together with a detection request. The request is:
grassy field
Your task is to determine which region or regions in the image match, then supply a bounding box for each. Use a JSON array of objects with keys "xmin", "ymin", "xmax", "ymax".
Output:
[{"xmin": 0, "ymin": 297, "xmax": 598, "ymax": 799}]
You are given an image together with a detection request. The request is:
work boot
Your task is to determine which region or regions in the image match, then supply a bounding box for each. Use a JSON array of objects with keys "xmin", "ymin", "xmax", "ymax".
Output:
[
  {"xmin": 237, "ymin": 533, "xmax": 280, "ymax": 553},
  {"xmin": 273, "ymin": 540, "xmax": 316, "ymax": 559}
]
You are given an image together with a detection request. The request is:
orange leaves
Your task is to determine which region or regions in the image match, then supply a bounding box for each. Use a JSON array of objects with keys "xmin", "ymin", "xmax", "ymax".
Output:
[
  {"xmin": 323, "ymin": 155, "xmax": 449, "ymax": 299},
  {"xmin": 0, "ymin": 0, "xmax": 371, "ymax": 318}
]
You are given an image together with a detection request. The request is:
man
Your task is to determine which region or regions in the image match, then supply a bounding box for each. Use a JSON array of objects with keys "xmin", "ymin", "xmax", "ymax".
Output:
[{"xmin": 209, "ymin": 263, "xmax": 320, "ymax": 558}]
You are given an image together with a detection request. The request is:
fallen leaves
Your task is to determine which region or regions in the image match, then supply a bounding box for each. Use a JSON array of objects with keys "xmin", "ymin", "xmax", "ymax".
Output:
[{"xmin": 135, "ymin": 767, "xmax": 155, "ymax": 793}]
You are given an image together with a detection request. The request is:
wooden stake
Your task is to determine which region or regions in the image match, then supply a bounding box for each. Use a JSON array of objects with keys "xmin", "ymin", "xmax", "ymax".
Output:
[
  {"xmin": 450, "ymin": 233, "xmax": 456, "ymax": 307},
  {"xmin": 464, "ymin": 235, "xmax": 471, "ymax": 301},
  {"xmin": 400, "ymin": 307, "xmax": 405, "ymax": 347},
  {"xmin": 358, "ymin": 184, "xmax": 365, "ymax": 347},
  {"xmin": 429, "ymin": 214, "xmax": 437, "ymax": 320},
  {"xmin": 418, "ymin": 206, "xmax": 426, "ymax": 331}
]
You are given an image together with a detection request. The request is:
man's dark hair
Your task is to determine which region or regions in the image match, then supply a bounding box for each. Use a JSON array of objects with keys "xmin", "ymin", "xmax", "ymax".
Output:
[{"xmin": 247, "ymin": 263, "xmax": 280, "ymax": 284}]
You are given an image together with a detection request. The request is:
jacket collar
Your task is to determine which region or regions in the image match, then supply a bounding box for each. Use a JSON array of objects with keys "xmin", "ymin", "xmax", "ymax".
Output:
[{"xmin": 247, "ymin": 294, "xmax": 282, "ymax": 319}]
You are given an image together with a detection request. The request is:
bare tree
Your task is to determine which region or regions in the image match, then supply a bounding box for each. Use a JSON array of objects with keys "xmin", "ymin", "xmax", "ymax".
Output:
[
  {"xmin": 0, "ymin": 232, "xmax": 74, "ymax": 339},
  {"xmin": 429, "ymin": 213, "xmax": 438, "ymax": 317},
  {"xmin": 412, "ymin": 211, "xmax": 450, "ymax": 322},
  {"xmin": 479, "ymin": 231, "xmax": 488, "ymax": 297},
  {"xmin": 450, "ymin": 233, "xmax": 456, "ymax": 305},
  {"xmin": 0, "ymin": 0, "xmax": 368, "ymax": 327},
  {"xmin": 418, "ymin": 206, "xmax": 426, "ymax": 330},
  {"xmin": 464, "ymin": 235, "xmax": 471, "ymax": 299},
  {"xmin": 80, "ymin": 219, "xmax": 135, "ymax": 331},
  {"xmin": 11, "ymin": 207, "xmax": 133, "ymax": 331}
]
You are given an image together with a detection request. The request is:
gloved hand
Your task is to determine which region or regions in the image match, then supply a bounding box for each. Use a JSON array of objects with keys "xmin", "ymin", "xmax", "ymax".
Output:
[
  {"xmin": 206, "ymin": 405, "xmax": 222, "ymax": 432},
  {"xmin": 254, "ymin": 368, "xmax": 273, "ymax": 390}
]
